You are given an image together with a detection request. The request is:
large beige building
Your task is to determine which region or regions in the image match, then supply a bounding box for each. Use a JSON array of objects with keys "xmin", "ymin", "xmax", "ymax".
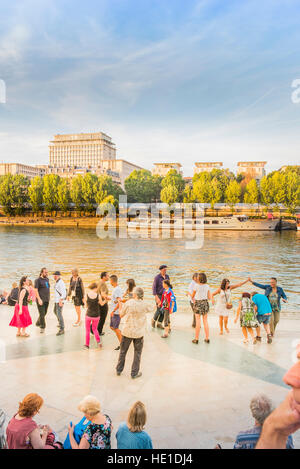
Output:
[
  {"xmin": 152, "ymin": 163, "xmax": 182, "ymax": 177},
  {"xmin": 0, "ymin": 163, "xmax": 46, "ymax": 179},
  {"xmin": 237, "ymin": 161, "xmax": 266, "ymax": 181},
  {"xmin": 101, "ymin": 159, "xmax": 143, "ymax": 187},
  {"xmin": 49, "ymin": 132, "xmax": 116, "ymax": 168},
  {"xmin": 194, "ymin": 162, "xmax": 223, "ymax": 174},
  {"xmin": 44, "ymin": 165, "xmax": 121, "ymax": 185}
]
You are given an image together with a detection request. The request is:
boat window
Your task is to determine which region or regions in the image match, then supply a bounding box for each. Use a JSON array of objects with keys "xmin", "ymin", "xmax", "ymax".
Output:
[
  {"xmin": 212, "ymin": 220, "xmax": 219, "ymax": 224},
  {"xmin": 204, "ymin": 220, "xmax": 210, "ymax": 225}
]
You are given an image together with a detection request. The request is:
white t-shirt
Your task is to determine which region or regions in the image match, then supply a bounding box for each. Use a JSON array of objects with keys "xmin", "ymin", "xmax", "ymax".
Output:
[
  {"xmin": 110, "ymin": 285, "xmax": 123, "ymax": 314},
  {"xmin": 193, "ymin": 284, "xmax": 210, "ymax": 301},
  {"xmin": 188, "ymin": 280, "xmax": 197, "ymax": 297}
]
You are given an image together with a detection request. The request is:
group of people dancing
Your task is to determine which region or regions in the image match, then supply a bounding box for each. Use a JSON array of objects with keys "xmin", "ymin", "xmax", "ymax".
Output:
[
  {"xmin": 186, "ymin": 271, "xmax": 287, "ymax": 345},
  {"xmin": 4, "ymin": 264, "xmax": 288, "ymax": 379}
]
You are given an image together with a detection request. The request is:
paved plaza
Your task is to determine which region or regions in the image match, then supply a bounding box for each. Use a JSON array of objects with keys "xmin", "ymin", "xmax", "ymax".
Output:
[{"xmin": 0, "ymin": 303, "xmax": 299, "ymax": 449}]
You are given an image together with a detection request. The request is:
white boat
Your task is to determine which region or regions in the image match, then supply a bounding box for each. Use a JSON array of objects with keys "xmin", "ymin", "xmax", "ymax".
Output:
[{"xmin": 127, "ymin": 215, "xmax": 279, "ymax": 231}]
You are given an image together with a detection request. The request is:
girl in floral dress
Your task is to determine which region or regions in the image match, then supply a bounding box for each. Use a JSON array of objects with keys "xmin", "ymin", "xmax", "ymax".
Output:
[{"xmin": 234, "ymin": 292, "xmax": 259, "ymax": 344}]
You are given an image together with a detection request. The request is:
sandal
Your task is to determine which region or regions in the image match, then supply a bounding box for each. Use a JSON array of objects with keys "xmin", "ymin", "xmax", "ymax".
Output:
[
  {"xmin": 21, "ymin": 333, "xmax": 30, "ymax": 338},
  {"xmin": 161, "ymin": 335, "xmax": 169, "ymax": 339},
  {"xmin": 192, "ymin": 339, "xmax": 199, "ymax": 344}
]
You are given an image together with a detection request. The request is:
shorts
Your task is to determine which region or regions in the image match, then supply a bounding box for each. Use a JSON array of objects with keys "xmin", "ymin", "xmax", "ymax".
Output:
[
  {"xmin": 163, "ymin": 308, "xmax": 171, "ymax": 328},
  {"xmin": 257, "ymin": 314, "xmax": 271, "ymax": 325},
  {"xmin": 193, "ymin": 300, "xmax": 209, "ymax": 315},
  {"xmin": 110, "ymin": 314, "xmax": 121, "ymax": 329},
  {"xmin": 73, "ymin": 296, "xmax": 83, "ymax": 307}
]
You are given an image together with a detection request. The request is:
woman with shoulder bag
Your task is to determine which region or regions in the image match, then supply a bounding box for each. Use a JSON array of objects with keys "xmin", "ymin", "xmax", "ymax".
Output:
[
  {"xmin": 68, "ymin": 268, "xmax": 85, "ymax": 327},
  {"xmin": 212, "ymin": 278, "xmax": 250, "ymax": 335}
]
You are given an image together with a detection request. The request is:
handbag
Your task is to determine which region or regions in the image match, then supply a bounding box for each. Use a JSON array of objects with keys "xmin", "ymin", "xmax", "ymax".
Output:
[{"xmin": 225, "ymin": 291, "xmax": 233, "ymax": 310}]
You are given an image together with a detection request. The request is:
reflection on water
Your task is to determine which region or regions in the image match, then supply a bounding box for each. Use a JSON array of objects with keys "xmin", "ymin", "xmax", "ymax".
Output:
[{"xmin": 0, "ymin": 227, "xmax": 299, "ymax": 313}]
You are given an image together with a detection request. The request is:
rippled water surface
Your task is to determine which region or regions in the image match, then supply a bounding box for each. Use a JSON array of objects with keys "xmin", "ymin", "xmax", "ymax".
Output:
[{"xmin": 0, "ymin": 227, "xmax": 299, "ymax": 313}]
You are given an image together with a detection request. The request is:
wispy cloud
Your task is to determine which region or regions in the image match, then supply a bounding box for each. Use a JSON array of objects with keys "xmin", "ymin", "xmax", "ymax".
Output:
[{"xmin": 0, "ymin": 0, "xmax": 300, "ymax": 173}]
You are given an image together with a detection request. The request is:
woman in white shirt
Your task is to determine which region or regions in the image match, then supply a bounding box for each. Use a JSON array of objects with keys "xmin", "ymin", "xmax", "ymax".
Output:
[
  {"xmin": 187, "ymin": 273, "xmax": 199, "ymax": 329},
  {"xmin": 191, "ymin": 273, "xmax": 212, "ymax": 344}
]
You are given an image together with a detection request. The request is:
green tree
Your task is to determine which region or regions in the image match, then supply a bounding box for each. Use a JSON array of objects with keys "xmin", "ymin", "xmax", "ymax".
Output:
[
  {"xmin": 82, "ymin": 173, "xmax": 98, "ymax": 213},
  {"xmin": 57, "ymin": 179, "xmax": 70, "ymax": 213},
  {"xmin": 260, "ymin": 176, "xmax": 273, "ymax": 207},
  {"xmin": 244, "ymin": 179, "xmax": 260, "ymax": 205},
  {"xmin": 125, "ymin": 170, "xmax": 162, "ymax": 203},
  {"xmin": 208, "ymin": 177, "xmax": 223, "ymax": 208},
  {"xmin": 270, "ymin": 172, "xmax": 286, "ymax": 208},
  {"xmin": 160, "ymin": 184, "xmax": 179, "ymax": 205},
  {"xmin": 0, "ymin": 174, "xmax": 15, "ymax": 215},
  {"xmin": 161, "ymin": 170, "xmax": 185, "ymax": 201},
  {"xmin": 225, "ymin": 180, "xmax": 242, "ymax": 210},
  {"xmin": 43, "ymin": 174, "xmax": 60, "ymax": 213},
  {"xmin": 70, "ymin": 175, "xmax": 84, "ymax": 213},
  {"xmin": 192, "ymin": 176, "xmax": 211, "ymax": 203},
  {"xmin": 285, "ymin": 171, "xmax": 300, "ymax": 214},
  {"xmin": 13, "ymin": 175, "xmax": 30, "ymax": 215},
  {"xmin": 29, "ymin": 176, "xmax": 44, "ymax": 213}
]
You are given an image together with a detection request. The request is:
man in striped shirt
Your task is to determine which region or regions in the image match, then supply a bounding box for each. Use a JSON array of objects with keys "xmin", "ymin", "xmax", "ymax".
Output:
[{"xmin": 234, "ymin": 394, "xmax": 294, "ymax": 449}]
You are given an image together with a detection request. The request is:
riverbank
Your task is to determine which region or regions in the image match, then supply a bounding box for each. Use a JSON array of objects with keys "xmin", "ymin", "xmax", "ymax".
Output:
[{"xmin": 0, "ymin": 301, "xmax": 299, "ymax": 449}]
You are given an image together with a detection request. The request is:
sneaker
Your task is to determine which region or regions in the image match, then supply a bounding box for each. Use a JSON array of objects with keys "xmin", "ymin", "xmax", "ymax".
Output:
[
  {"xmin": 132, "ymin": 372, "xmax": 142, "ymax": 380},
  {"xmin": 151, "ymin": 319, "xmax": 156, "ymax": 328},
  {"xmin": 56, "ymin": 330, "xmax": 65, "ymax": 336},
  {"xmin": 100, "ymin": 332, "xmax": 105, "ymax": 336},
  {"xmin": 84, "ymin": 345, "xmax": 89, "ymax": 349},
  {"xmin": 114, "ymin": 346, "xmax": 120, "ymax": 351},
  {"xmin": 116, "ymin": 371, "xmax": 121, "ymax": 376}
]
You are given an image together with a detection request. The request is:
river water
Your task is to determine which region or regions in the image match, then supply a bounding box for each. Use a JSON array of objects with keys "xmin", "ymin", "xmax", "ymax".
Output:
[{"xmin": 0, "ymin": 226, "xmax": 299, "ymax": 313}]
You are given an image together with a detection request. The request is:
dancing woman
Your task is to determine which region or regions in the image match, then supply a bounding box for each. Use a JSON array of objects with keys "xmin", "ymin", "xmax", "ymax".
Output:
[
  {"xmin": 212, "ymin": 278, "xmax": 250, "ymax": 335},
  {"xmin": 9, "ymin": 276, "xmax": 32, "ymax": 338}
]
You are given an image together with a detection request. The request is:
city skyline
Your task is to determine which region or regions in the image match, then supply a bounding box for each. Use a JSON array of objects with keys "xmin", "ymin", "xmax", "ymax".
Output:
[{"xmin": 0, "ymin": 0, "xmax": 300, "ymax": 175}]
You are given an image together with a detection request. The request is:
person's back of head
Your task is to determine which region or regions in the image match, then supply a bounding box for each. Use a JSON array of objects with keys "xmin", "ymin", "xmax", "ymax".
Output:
[
  {"xmin": 134, "ymin": 287, "xmax": 144, "ymax": 300},
  {"xmin": 250, "ymin": 394, "xmax": 273, "ymax": 426},
  {"xmin": 127, "ymin": 401, "xmax": 147, "ymax": 433},
  {"xmin": 18, "ymin": 393, "xmax": 44, "ymax": 418}
]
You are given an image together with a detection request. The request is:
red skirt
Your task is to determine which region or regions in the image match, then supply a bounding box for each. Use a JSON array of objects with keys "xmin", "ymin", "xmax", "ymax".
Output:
[{"xmin": 9, "ymin": 304, "xmax": 32, "ymax": 329}]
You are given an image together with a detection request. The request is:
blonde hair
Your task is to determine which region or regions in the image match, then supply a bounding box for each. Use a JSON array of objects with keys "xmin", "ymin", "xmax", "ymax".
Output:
[
  {"xmin": 78, "ymin": 395, "xmax": 101, "ymax": 417},
  {"xmin": 18, "ymin": 393, "xmax": 44, "ymax": 418},
  {"xmin": 127, "ymin": 401, "xmax": 147, "ymax": 433}
]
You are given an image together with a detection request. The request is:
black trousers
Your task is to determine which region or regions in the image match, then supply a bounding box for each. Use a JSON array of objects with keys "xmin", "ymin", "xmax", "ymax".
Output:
[
  {"xmin": 153, "ymin": 295, "xmax": 163, "ymax": 323},
  {"xmin": 91, "ymin": 303, "xmax": 108, "ymax": 335},
  {"xmin": 116, "ymin": 336, "xmax": 144, "ymax": 377},
  {"xmin": 98, "ymin": 303, "xmax": 108, "ymax": 334},
  {"xmin": 36, "ymin": 301, "xmax": 49, "ymax": 329}
]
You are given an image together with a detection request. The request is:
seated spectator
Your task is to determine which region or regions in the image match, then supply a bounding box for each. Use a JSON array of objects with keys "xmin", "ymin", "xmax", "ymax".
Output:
[
  {"xmin": 116, "ymin": 401, "xmax": 153, "ymax": 449},
  {"xmin": 63, "ymin": 415, "xmax": 91, "ymax": 449},
  {"xmin": 0, "ymin": 408, "xmax": 7, "ymax": 449},
  {"xmin": 256, "ymin": 343, "xmax": 300, "ymax": 449},
  {"xmin": 0, "ymin": 289, "xmax": 8, "ymax": 305},
  {"xmin": 68, "ymin": 396, "xmax": 112, "ymax": 449},
  {"xmin": 6, "ymin": 283, "xmax": 19, "ymax": 307},
  {"xmin": 234, "ymin": 394, "xmax": 294, "ymax": 449},
  {"xmin": 6, "ymin": 393, "xmax": 62, "ymax": 449}
]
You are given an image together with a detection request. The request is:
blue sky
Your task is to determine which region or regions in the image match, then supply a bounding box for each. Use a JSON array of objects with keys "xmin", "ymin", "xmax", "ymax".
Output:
[{"xmin": 0, "ymin": 0, "xmax": 300, "ymax": 175}]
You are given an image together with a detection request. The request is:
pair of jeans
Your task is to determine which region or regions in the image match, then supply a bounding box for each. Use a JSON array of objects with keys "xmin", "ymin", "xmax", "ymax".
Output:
[
  {"xmin": 36, "ymin": 301, "xmax": 49, "ymax": 329},
  {"xmin": 116, "ymin": 336, "xmax": 144, "ymax": 377},
  {"xmin": 54, "ymin": 303, "xmax": 65, "ymax": 331},
  {"xmin": 270, "ymin": 310, "xmax": 280, "ymax": 335},
  {"xmin": 153, "ymin": 295, "xmax": 163, "ymax": 323},
  {"xmin": 85, "ymin": 316, "xmax": 100, "ymax": 347}
]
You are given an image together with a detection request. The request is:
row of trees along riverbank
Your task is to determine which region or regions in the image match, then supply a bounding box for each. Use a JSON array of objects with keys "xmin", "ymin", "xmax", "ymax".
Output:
[{"xmin": 0, "ymin": 166, "xmax": 299, "ymax": 216}]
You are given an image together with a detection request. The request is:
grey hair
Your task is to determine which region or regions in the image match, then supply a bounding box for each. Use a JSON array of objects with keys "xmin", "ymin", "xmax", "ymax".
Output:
[
  {"xmin": 134, "ymin": 287, "xmax": 144, "ymax": 300},
  {"xmin": 250, "ymin": 394, "xmax": 273, "ymax": 425}
]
